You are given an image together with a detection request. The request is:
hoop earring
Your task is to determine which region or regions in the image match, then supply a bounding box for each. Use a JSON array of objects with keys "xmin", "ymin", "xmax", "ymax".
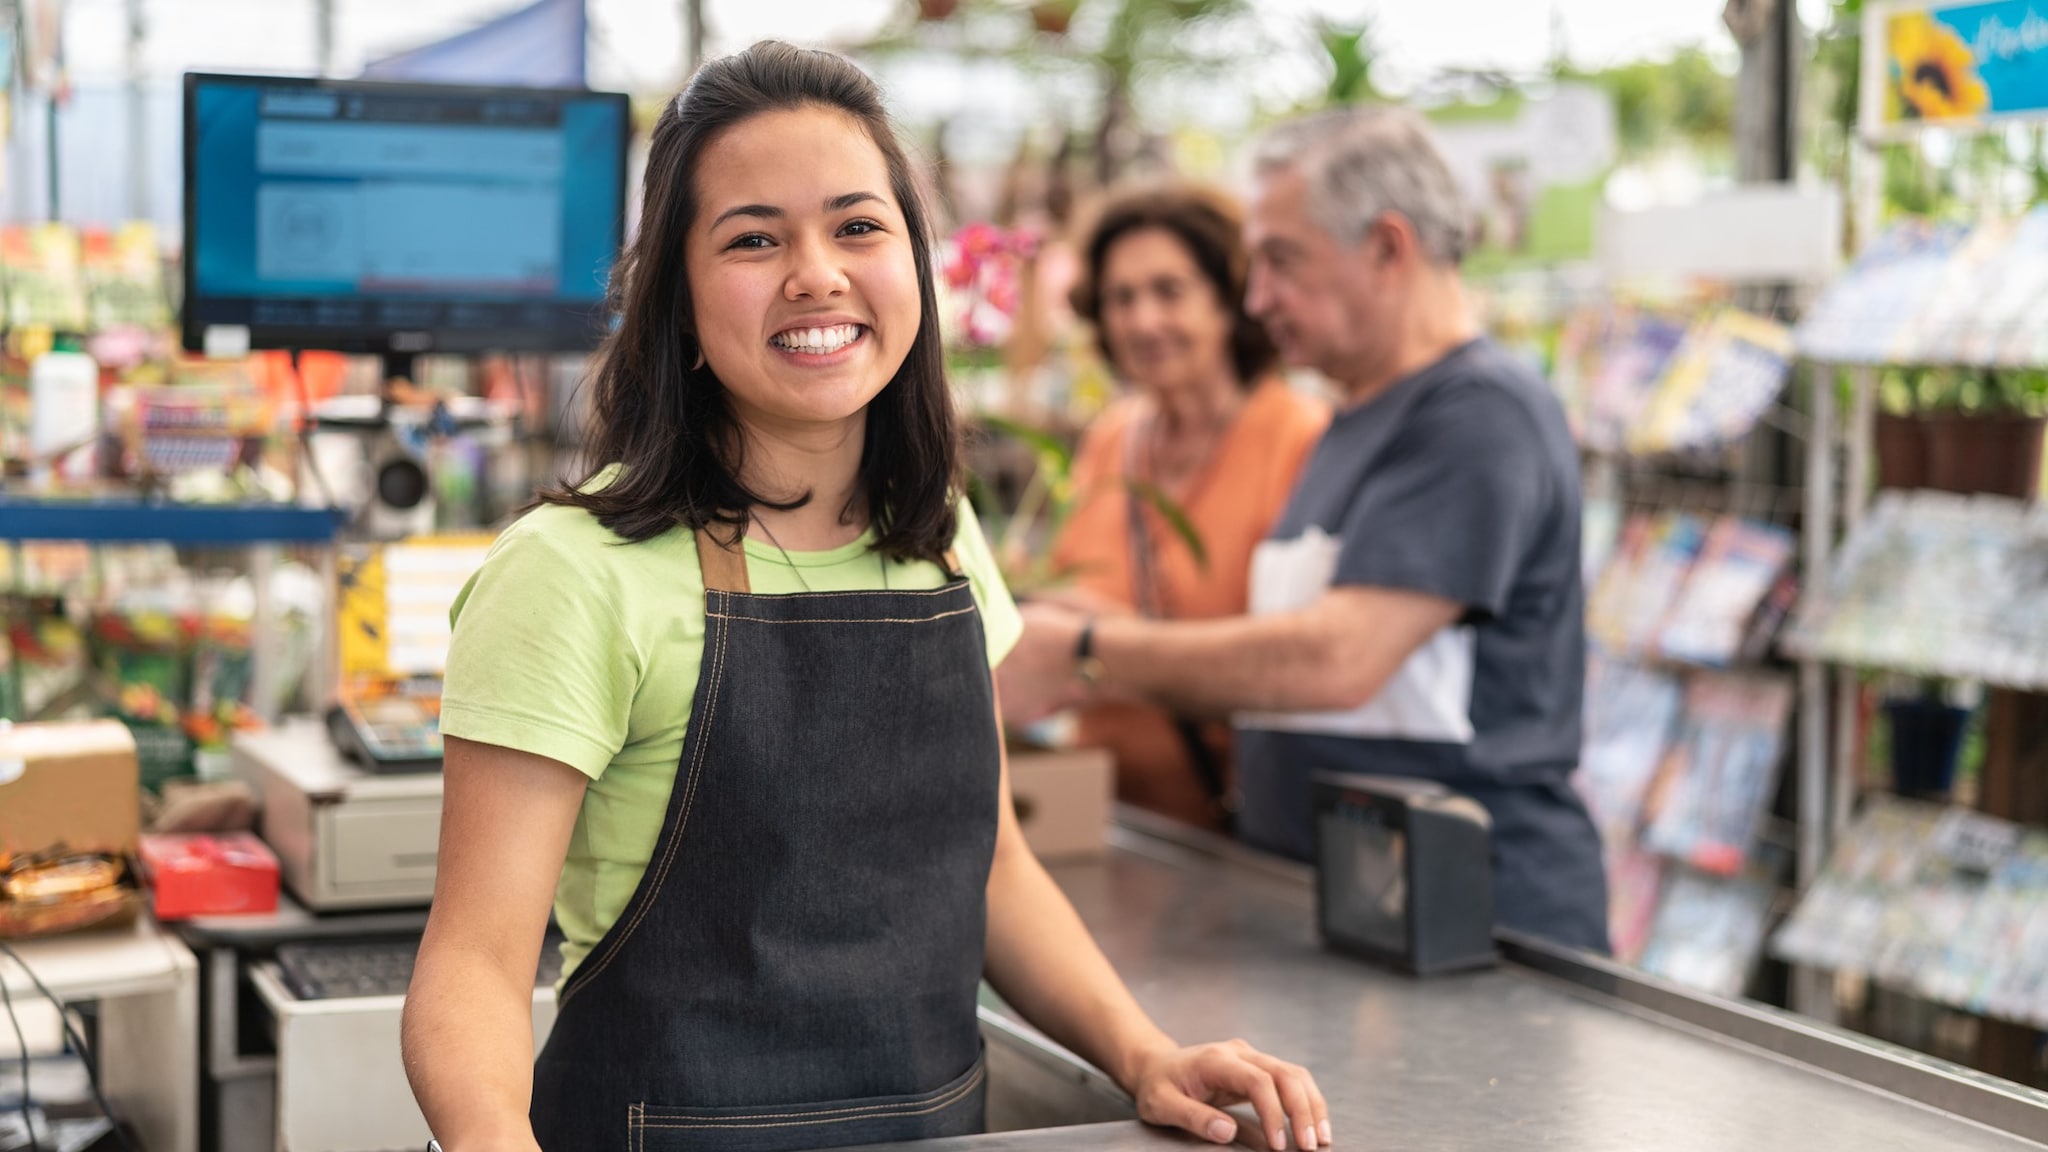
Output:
[{"xmin": 692, "ymin": 348, "xmax": 706, "ymax": 371}]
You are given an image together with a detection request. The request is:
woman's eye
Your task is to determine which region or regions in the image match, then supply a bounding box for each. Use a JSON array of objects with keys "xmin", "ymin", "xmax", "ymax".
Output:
[
  {"xmin": 841, "ymin": 219, "xmax": 884, "ymax": 237},
  {"xmin": 728, "ymin": 233, "xmax": 772, "ymax": 251}
]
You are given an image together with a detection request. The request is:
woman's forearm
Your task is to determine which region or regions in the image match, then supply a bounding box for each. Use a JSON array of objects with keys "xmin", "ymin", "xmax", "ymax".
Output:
[
  {"xmin": 982, "ymin": 840, "xmax": 1176, "ymax": 1092},
  {"xmin": 401, "ymin": 938, "xmax": 545, "ymax": 1152}
]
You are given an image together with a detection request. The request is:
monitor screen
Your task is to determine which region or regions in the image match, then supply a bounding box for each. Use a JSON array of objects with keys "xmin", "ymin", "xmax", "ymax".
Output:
[{"xmin": 182, "ymin": 73, "xmax": 629, "ymax": 356}]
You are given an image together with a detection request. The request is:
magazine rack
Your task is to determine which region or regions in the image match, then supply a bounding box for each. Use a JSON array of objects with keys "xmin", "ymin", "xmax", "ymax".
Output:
[{"xmin": 1791, "ymin": 218, "xmax": 2048, "ymax": 1077}]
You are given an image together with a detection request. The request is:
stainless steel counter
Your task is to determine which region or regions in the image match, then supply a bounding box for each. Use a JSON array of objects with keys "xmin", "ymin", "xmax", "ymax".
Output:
[{"xmin": 886, "ymin": 815, "xmax": 2048, "ymax": 1151}]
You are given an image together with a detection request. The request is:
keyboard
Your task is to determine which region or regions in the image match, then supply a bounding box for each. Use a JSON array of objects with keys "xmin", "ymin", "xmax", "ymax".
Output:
[{"xmin": 274, "ymin": 933, "xmax": 566, "ymax": 1000}]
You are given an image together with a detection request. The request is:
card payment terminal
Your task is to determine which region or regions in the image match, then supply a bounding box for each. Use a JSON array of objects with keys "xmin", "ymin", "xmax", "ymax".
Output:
[{"xmin": 327, "ymin": 694, "xmax": 443, "ymax": 773}]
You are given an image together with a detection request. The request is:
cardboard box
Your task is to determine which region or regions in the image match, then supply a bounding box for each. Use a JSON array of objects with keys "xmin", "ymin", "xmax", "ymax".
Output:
[
  {"xmin": 138, "ymin": 832, "xmax": 281, "ymax": 919},
  {"xmin": 1008, "ymin": 745, "xmax": 1112, "ymax": 860},
  {"xmin": 0, "ymin": 719, "xmax": 146, "ymax": 937}
]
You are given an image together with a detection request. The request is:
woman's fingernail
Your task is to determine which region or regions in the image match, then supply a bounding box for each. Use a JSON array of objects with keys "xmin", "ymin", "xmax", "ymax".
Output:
[
  {"xmin": 1319, "ymin": 1119, "xmax": 1333, "ymax": 1144},
  {"xmin": 1207, "ymin": 1118, "xmax": 1236, "ymax": 1143},
  {"xmin": 1271, "ymin": 1128, "xmax": 1288, "ymax": 1150},
  {"xmin": 1301, "ymin": 1124, "xmax": 1318, "ymax": 1149}
]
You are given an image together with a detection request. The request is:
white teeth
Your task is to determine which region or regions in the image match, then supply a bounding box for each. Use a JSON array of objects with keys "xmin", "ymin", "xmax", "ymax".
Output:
[{"xmin": 773, "ymin": 324, "xmax": 861, "ymax": 353}]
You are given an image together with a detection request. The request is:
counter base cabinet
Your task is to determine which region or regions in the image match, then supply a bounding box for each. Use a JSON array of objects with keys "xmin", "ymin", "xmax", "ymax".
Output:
[{"xmin": 0, "ymin": 918, "xmax": 198, "ymax": 1152}]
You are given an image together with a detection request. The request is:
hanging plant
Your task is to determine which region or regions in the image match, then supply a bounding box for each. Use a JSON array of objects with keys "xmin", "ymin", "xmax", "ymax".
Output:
[
  {"xmin": 943, "ymin": 222, "xmax": 1041, "ymax": 349},
  {"xmin": 1030, "ymin": 0, "xmax": 1078, "ymax": 35}
]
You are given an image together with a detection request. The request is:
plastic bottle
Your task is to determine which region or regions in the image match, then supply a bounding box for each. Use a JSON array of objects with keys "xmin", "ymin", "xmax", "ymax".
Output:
[{"xmin": 28, "ymin": 349, "xmax": 100, "ymax": 488}]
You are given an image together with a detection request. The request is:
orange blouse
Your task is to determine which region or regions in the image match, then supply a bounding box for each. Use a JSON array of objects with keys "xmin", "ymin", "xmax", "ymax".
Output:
[{"xmin": 1049, "ymin": 377, "xmax": 1330, "ymax": 829}]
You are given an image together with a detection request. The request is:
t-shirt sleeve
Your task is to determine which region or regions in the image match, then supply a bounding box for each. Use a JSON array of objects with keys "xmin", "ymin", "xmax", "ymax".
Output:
[
  {"xmin": 952, "ymin": 500, "xmax": 1024, "ymax": 668},
  {"xmin": 1333, "ymin": 387, "xmax": 1550, "ymax": 621},
  {"xmin": 440, "ymin": 524, "xmax": 640, "ymax": 780},
  {"xmin": 1279, "ymin": 395, "xmax": 1332, "ymax": 489}
]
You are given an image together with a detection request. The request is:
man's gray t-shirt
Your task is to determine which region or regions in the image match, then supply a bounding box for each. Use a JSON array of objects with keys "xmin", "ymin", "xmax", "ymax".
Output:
[{"xmin": 1235, "ymin": 338, "xmax": 1608, "ymax": 951}]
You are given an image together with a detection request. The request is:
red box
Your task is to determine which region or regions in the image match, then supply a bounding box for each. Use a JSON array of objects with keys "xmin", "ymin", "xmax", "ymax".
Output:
[{"xmin": 137, "ymin": 833, "xmax": 281, "ymax": 919}]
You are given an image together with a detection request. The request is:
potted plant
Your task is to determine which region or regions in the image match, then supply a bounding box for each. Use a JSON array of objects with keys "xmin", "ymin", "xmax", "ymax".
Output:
[
  {"xmin": 1880, "ymin": 680, "xmax": 1973, "ymax": 799},
  {"xmin": 1874, "ymin": 366, "xmax": 2047, "ymax": 499},
  {"xmin": 1029, "ymin": 0, "xmax": 1078, "ymax": 35}
]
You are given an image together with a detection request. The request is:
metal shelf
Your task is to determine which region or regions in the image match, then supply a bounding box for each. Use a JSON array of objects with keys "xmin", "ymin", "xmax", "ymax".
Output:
[{"xmin": 0, "ymin": 498, "xmax": 345, "ymax": 544}]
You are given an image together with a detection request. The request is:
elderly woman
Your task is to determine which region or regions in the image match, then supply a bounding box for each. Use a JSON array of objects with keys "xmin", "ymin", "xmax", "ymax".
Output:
[{"xmin": 1029, "ymin": 184, "xmax": 1328, "ymax": 832}]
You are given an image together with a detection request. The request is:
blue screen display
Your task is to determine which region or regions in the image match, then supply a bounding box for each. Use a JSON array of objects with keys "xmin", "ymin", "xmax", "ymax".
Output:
[{"xmin": 185, "ymin": 76, "xmax": 627, "ymax": 353}]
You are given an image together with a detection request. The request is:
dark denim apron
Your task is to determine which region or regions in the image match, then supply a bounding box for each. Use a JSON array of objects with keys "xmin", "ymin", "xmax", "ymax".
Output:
[{"xmin": 529, "ymin": 528, "xmax": 1001, "ymax": 1152}]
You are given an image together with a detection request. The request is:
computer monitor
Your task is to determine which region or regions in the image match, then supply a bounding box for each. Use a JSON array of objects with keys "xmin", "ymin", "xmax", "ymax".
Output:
[{"xmin": 182, "ymin": 73, "xmax": 629, "ymax": 361}]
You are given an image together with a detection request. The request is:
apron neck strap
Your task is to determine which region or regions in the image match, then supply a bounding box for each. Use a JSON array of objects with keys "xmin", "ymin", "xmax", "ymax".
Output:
[
  {"xmin": 698, "ymin": 528, "xmax": 960, "ymax": 591},
  {"xmin": 696, "ymin": 525, "xmax": 751, "ymax": 594}
]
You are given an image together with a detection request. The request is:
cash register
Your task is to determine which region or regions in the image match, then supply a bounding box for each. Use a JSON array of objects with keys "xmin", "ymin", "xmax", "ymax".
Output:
[{"xmin": 231, "ymin": 537, "xmax": 490, "ymax": 911}]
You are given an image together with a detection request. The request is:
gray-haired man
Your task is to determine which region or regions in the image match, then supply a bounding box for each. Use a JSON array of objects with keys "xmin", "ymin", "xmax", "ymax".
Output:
[{"xmin": 1000, "ymin": 106, "xmax": 1609, "ymax": 952}]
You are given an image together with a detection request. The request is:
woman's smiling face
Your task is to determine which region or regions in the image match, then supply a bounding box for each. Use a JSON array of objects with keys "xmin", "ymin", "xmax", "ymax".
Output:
[{"xmin": 686, "ymin": 105, "xmax": 922, "ymax": 438}]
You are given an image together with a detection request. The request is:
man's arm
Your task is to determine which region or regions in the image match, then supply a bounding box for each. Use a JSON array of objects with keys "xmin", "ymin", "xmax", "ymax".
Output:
[{"xmin": 1001, "ymin": 586, "xmax": 1463, "ymax": 721}]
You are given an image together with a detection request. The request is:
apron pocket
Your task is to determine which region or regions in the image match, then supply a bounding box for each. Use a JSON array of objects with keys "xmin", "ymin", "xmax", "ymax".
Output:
[{"xmin": 630, "ymin": 1054, "xmax": 986, "ymax": 1152}]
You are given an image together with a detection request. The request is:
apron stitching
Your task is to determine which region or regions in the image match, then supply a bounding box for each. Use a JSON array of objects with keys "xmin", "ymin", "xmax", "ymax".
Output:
[
  {"xmin": 729, "ymin": 583, "xmax": 963, "ymax": 602},
  {"xmin": 635, "ymin": 1063, "xmax": 984, "ymax": 1129},
  {"xmin": 561, "ymin": 593, "xmax": 732, "ymax": 1003},
  {"xmin": 705, "ymin": 605, "xmax": 978, "ymax": 626}
]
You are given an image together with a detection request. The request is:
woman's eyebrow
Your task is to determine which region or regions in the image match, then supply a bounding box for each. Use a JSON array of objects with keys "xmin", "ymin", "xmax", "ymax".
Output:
[
  {"xmin": 711, "ymin": 192, "xmax": 886, "ymax": 231},
  {"xmin": 711, "ymin": 203, "xmax": 780, "ymax": 229}
]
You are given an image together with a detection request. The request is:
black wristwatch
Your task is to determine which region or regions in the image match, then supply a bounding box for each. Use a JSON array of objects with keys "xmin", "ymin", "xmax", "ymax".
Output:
[{"xmin": 1075, "ymin": 617, "xmax": 1105, "ymax": 686}]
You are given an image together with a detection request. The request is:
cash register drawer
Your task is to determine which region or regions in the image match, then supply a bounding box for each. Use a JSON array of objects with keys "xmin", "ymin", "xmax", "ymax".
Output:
[{"xmin": 320, "ymin": 800, "xmax": 441, "ymax": 899}]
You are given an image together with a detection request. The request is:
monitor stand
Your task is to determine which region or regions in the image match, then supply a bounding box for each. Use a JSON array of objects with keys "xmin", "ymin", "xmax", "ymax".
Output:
[{"xmin": 380, "ymin": 351, "xmax": 423, "ymax": 413}]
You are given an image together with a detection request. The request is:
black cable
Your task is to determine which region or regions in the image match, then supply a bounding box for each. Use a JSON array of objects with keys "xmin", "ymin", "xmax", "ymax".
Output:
[
  {"xmin": 0, "ymin": 960, "xmax": 38, "ymax": 1152},
  {"xmin": 0, "ymin": 941, "xmax": 138, "ymax": 1152}
]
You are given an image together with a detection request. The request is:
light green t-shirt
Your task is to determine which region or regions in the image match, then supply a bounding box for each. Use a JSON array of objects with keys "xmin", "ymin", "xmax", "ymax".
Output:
[{"xmin": 439, "ymin": 493, "xmax": 1023, "ymax": 982}]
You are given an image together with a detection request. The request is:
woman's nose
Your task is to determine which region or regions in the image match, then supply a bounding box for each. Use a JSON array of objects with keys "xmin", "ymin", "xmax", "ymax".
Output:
[{"xmin": 784, "ymin": 234, "xmax": 850, "ymax": 300}]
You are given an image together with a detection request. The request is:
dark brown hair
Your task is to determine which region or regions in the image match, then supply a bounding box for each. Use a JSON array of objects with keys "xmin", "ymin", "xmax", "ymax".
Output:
[
  {"xmin": 1067, "ymin": 183, "xmax": 1278, "ymax": 388},
  {"xmin": 543, "ymin": 40, "xmax": 960, "ymax": 562}
]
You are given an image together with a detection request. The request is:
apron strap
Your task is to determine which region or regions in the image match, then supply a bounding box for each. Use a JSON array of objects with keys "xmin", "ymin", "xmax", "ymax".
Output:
[
  {"xmin": 699, "ymin": 527, "xmax": 958, "ymax": 590},
  {"xmin": 696, "ymin": 525, "xmax": 751, "ymax": 594}
]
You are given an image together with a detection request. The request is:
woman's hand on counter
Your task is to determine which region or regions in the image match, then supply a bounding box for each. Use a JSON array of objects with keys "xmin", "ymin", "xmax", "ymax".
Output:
[{"xmin": 1128, "ymin": 1038, "xmax": 1330, "ymax": 1150}]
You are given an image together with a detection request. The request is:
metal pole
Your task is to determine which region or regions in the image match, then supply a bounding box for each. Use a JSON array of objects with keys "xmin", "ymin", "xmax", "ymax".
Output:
[
  {"xmin": 1792, "ymin": 363, "xmax": 1840, "ymax": 1022},
  {"xmin": 315, "ymin": 0, "xmax": 336, "ymax": 78},
  {"xmin": 1798, "ymin": 366, "xmax": 1836, "ymax": 893},
  {"xmin": 250, "ymin": 544, "xmax": 281, "ymax": 722},
  {"xmin": 1773, "ymin": 0, "xmax": 1797, "ymax": 181},
  {"xmin": 684, "ymin": 0, "xmax": 704, "ymax": 76},
  {"xmin": 1831, "ymin": 366, "xmax": 1877, "ymax": 840},
  {"xmin": 43, "ymin": 0, "xmax": 60, "ymax": 224},
  {"xmin": 126, "ymin": 0, "xmax": 147, "ymax": 222}
]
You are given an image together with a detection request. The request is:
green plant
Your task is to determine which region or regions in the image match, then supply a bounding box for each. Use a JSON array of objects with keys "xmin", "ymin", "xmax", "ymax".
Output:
[
  {"xmin": 971, "ymin": 411, "xmax": 1205, "ymax": 595},
  {"xmin": 1317, "ymin": 18, "xmax": 1380, "ymax": 106},
  {"xmin": 1877, "ymin": 366, "xmax": 2048, "ymax": 416},
  {"xmin": 863, "ymin": 0, "xmax": 1267, "ymax": 185}
]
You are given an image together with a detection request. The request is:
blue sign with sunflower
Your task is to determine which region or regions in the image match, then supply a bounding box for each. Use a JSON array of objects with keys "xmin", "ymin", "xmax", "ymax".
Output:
[{"xmin": 1874, "ymin": 0, "xmax": 2048, "ymax": 131}]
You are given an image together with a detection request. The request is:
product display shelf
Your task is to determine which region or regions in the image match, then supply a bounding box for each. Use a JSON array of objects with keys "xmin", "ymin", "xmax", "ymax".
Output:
[
  {"xmin": 0, "ymin": 497, "xmax": 345, "ymax": 545},
  {"xmin": 0, "ymin": 496, "xmax": 348, "ymax": 718},
  {"xmin": 1793, "ymin": 349, "xmax": 2048, "ymax": 1083}
]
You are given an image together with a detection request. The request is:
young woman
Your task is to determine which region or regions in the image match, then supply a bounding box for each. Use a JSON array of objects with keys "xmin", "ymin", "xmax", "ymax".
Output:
[{"xmin": 400, "ymin": 41, "xmax": 1328, "ymax": 1152}]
